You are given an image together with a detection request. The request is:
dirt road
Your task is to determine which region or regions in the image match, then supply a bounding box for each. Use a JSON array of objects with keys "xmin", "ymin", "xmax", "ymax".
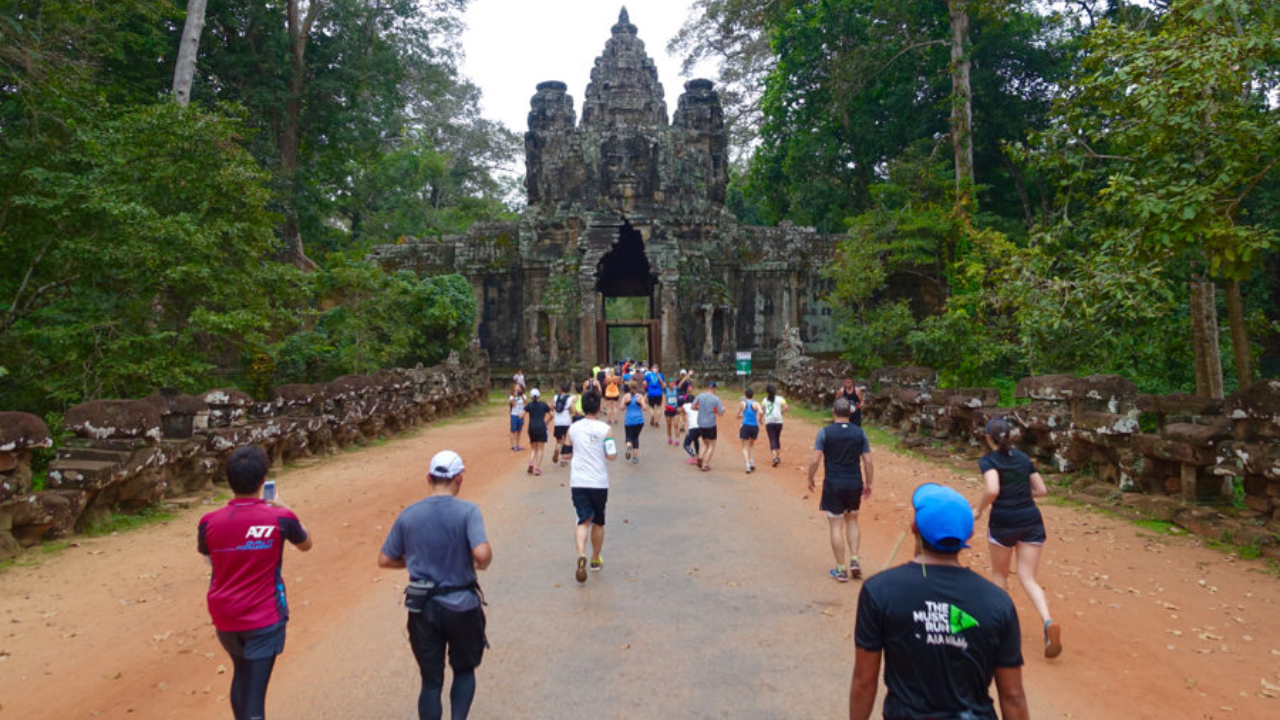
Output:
[{"xmin": 2, "ymin": 399, "xmax": 1278, "ymax": 719}]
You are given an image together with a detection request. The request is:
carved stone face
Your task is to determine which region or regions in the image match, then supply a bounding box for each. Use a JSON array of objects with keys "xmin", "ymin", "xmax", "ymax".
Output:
[{"xmin": 599, "ymin": 134, "xmax": 656, "ymax": 209}]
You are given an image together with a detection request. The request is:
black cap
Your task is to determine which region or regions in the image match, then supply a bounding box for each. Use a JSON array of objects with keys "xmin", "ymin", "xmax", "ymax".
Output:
[{"xmin": 708, "ymin": 380, "xmax": 718, "ymax": 388}]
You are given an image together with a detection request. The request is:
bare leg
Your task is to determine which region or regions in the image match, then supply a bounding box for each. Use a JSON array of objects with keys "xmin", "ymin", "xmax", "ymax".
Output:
[
  {"xmin": 747, "ymin": 438, "xmax": 756, "ymax": 468},
  {"xmin": 987, "ymin": 540, "xmax": 1014, "ymax": 591},
  {"xmin": 827, "ymin": 515, "xmax": 848, "ymax": 567},
  {"xmin": 701, "ymin": 439, "xmax": 717, "ymax": 468},
  {"xmin": 741, "ymin": 438, "xmax": 751, "ymax": 470},
  {"xmin": 575, "ymin": 522, "xmax": 590, "ymax": 557},
  {"xmin": 532, "ymin": 442, "xmax": 545, "ymax": 470},
  {"xmin": 845, "ymin": 511, "xmax": 861, "ymax": 558},
  {"xmin": 590, "ymin": 523, "xmax": 605, "ymax": 562},
  {"xmin": 1015, "ymin": 543, "xmax": 1053, "ymax": 624}
]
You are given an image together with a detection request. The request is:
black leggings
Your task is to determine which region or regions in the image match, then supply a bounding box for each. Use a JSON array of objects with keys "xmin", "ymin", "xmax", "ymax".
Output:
[
  {"xmin": 229, "ymin": 655, "xmax": 276, "ymax": 720},
  {"xmin": 683, "ymin": 428, "xmax": 701, "ymax": 458}
]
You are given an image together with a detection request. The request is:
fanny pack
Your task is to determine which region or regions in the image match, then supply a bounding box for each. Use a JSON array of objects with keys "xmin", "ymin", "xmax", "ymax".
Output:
[{"xmin": 404, "ymin": 579, "xmax": 481, "ymax": 613}]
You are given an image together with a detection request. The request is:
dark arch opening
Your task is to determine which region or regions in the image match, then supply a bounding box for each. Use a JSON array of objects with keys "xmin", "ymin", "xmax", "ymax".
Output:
[{"xmin": 596, "ymin": 222, "xmax": 654, "ymax": 299}]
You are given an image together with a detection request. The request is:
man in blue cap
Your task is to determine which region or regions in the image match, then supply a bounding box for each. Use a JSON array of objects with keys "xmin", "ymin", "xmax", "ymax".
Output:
[{"xmin": 849, "ymin": 483, "xmax": 1029, "ymax": 720}]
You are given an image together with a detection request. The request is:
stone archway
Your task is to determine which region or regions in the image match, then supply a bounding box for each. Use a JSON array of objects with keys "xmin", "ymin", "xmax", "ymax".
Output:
[{"xmin": 595, "ymin": 222, "xmax": 659, "ymax": 365}]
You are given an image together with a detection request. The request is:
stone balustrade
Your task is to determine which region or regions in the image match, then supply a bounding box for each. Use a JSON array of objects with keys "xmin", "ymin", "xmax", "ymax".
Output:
[
  {"xmin": 0, "ymin": 352, "xmax": 489, "ymax": 558},
  {"xmin": 777, "ymin": 363, "xmax": 1280, "ymax": 551}
]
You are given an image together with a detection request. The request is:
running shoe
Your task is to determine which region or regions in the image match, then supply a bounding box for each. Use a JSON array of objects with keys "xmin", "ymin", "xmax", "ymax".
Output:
[
  {"xmin": 533, "ymin": 468, "xmax": 542, "ymax": 476},
  {"xmin": 589, "ymin": 557, "xmax": 604, "ymax": 572},
  {"xmin": 772, "ymin": 457, "xmax": 781, "ymax": 467},
  {"xmin": 695, "ymin": 457, "xmax": 703, "ymax": 469},
  {"xmin": 575, "ymin": 556, "xmax": 588, "ymax": 583},
  {"xmin": 625, "ymin": 444, "xmax": 632, "ymax": 460},
  {"xmin": 527, "ymin": 464, "xmax": 533, "ymax": 474},
  {"xmin": 848, "ymin": 559, "xmax": 862, "ymax": 579},
  {"xmin": 1044, "ymin": 620, "xmax": 1063, "ymax": 658},
  {"xmin": 685, "ymin": 457, "xmax": 698, "ymax": 465},
  {"xmin": 630, "ymin": 455, "xmax": 639, "ymax": 465},
  {"xmin": 830, "ymin": 566, "xmax": 849, "ymax": 583}
]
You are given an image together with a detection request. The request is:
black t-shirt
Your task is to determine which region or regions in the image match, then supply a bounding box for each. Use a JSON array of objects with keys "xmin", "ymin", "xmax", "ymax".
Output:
[
  {"xmin": 814, "ymin": 422, "xmax": 870, "ymax": 485},
  {"xmin": 978, "ymin": 449, "xmax": 1043, "ymax": 530},
  {"xmin": 525, "ymin": 400, "xmax": 550, "ymax": 432},
  {"xmin": 855, "ymin": 563, "xmax": 1023, "ymax": 720}
]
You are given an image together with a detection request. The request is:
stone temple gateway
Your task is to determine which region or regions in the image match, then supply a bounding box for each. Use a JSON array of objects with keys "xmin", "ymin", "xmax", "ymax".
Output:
[{"xmin": 371, "ymin": 9, "xmax": 839, "ymax": 373}]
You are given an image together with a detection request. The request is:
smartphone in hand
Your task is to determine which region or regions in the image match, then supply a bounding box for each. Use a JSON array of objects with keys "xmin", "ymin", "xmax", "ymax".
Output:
[{"xmin": 262, "ymin": 480, "xmax": 277, "ymax": 502}]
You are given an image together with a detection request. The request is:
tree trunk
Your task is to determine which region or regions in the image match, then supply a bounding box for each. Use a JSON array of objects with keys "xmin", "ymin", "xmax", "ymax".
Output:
[
  {"xmin": 1189, "ymin": 280, "xmax": 1224, "ymax": 399},
  {"xmin": 946, "ymin": 0, "xmax": 974, "ymax": 212},
  {"xmin": 278, "ymin": 0, "xmax": 321, "ymax": 271},
  {"xmin": 1224, "ymin": 279, "xmax": 1252, "ymax": 392},
  {"xmin": 171, "ymin": 0, "xmax": 208, "ymax": 105}
]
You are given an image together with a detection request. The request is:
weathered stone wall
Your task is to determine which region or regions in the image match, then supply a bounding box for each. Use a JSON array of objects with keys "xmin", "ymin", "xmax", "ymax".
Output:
[
  {"xmin": 776, "ymin": 360, "xmax": 1280, "ymax": 551},
  {"xmin": 0, "ymin": 353, "xmax": 490, "ymax": 559}
]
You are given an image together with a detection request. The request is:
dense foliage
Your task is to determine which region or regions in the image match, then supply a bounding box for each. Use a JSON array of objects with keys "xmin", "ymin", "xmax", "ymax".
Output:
[
  {"xmin": 0, "ymin": 0, "xmax": 503, "ymax": 416},
  {"xmin": 679, "ymin": 0, "xmax": 1279, "ymax": 393}
]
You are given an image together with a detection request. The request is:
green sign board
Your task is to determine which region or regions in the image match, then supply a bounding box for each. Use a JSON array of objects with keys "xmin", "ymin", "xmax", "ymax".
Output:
[{"xmin": 735, "ymin": 351, "xmax": 751, "ymax": 376}]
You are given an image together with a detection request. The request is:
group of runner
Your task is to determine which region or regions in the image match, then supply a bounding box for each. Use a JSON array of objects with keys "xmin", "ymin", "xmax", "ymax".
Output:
[{"xmin": 197, "ymin": 368, "xmax": 1063, "ymax": 720}]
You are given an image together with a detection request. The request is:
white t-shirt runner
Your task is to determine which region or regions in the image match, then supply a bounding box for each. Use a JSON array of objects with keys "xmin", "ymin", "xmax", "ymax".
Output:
[
  {"xmin": 553, "ymin": 393, "xmax": 575, "ymax": 427},
  {"xmin": 568, "ymin": 417, "xmax": 612, "ymax": 489},
  {"xmin": 762, "ymin": 395, "xmax": 786, "ymax": 424}
]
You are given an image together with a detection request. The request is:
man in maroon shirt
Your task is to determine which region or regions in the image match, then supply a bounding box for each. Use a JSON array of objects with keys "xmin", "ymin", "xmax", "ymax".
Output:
[{"xmin": 198, "ymin": 446, "xmax": 312, "ymax": 720}]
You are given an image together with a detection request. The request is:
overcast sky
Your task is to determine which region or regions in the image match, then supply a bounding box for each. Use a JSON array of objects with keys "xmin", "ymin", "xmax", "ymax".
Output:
[{"xmin": 459, "ymin": 1, "xmax": 715, "ymax": 135}]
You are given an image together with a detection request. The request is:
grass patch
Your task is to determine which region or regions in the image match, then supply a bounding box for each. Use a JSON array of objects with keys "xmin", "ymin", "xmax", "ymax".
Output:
[
  {"xmin": 82, "ymin": 505, "xmax": 177, "ymax": 537},
  {"xmin": 1133, "ymin": 518, "xmax": 1177, "ymax": 535},
  {"xmin": 0, "ymin": 540, "xmax": 72, "ymax": 573}
]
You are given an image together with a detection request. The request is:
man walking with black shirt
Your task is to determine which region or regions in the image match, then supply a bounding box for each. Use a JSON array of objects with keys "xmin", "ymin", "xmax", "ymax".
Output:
[
  {"xmin": 849, "ymin": 482, "xmax": 1029, "ymax": 720},
  {"xmin": 378, "ymin": 450, "xmax": 493, "ymax": 720},
  {"xmin": 808, "ymin": 397, "xmax": 873, "ymax": 581}
]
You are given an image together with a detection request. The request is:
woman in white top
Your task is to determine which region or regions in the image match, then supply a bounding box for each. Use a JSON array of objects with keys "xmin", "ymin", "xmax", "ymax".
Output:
[
  {"xmin": 761, "ymin": 384, "xmax": 789, "ymax": 467},
  {"xmin": 508, "ymin": 384, "xmax": 526, "ymax": 451}
]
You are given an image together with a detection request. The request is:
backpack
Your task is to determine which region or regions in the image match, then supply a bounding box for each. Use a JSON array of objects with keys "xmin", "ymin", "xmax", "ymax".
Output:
[{"xmin": 555, "ymin": 393, "xmax": 569, "ymax": 413}]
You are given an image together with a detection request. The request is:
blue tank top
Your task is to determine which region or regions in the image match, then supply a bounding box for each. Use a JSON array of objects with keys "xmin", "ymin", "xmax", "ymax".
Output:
[
  {"xmin": 625, "ymin": 395, "xmax": 645, "ymax": 426},
  {"xmin": 743, "ymin": 401, "xmax": 759, "ymax": 427}
]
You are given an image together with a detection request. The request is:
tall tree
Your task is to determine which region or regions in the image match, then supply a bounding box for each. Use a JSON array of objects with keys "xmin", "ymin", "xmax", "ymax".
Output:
[
  {"xmin": 171, "ymin": 0, "xmax": 208, "ymax": 105},
  {"xmin": 1025, "ymin": 0, "xmax": 1279, "ymax": 396}
]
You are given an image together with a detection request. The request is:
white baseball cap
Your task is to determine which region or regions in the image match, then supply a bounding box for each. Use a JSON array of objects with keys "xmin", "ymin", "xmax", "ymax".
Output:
[
  {"xmin": 530, "ymin": 388, "xmax": 541, "ymax": 398},
  {"xmin": 429, "ymin": 450, "xmax": 465, "ymax": 479}
]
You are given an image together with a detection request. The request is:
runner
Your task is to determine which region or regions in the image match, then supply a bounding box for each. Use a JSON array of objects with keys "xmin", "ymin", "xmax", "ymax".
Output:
[
  {"xmin": 377, "ymin": 450, "xmax": 492, "ymax": 720},
  {"xmin": 551, "ymin": 382, "xmax": 576, "ymax": 467},
  {"xmin": 677, "ymin": 368, "xmax": 694, "ymax": 396},
  {"xmin": 512, "ymin": 369, "xmax": 526, "ymax": 393},
  {"xmin": 563, "ymin": 391, "xmax": 617, "ymax": 582},
  {"xmin": 973, "ymin": 416, "xmax": 1063, "ymax": 659},
  {"xmin": 835, "ymin": 377, "xmax": 865, "ymax": 427},
  {"xmin": 603, "ymin": 370, "xmax": 622, "ymax": 424},
  {"xmin": 806, "ymin": 397, "xmax": 874, "ymax": 581},
  {"xmin": 692, "ymin": 381, "xmax": 725, "ymax": 472},
  {"xmin": 737, "ymin": 387, "xmax": 763, "ymax": 474},
  {"xmin": 849, "ymin": 482, "xmax": 1028, "ymax": 720},
  {"xmin": 663, "ymin": 378, "xmax": 681, "ymax": 445},
  {"xmin": 761, "ymin": 384, "xmax": 789, "ymax": 468},
  {"xmin": 681, "ymin": 380, "xmax": 701, "ymax": 465},
  {"xmin": 621, "ymin": 381, "xmax": 646, "ymax": 465},
  {"xmin": 644, "ymin": 363, "xmax": 665, "ymax": 427},
  {"xmin": 507, "ymin": 384, "xmax": 526, "ymax": 452},
  {"xmin": 198, "ymin": 445, "xmax": 313, "ymax": 720},
  {"xmin": 522, "ymin": 388, "xmax": 552, "ymax": 476}
]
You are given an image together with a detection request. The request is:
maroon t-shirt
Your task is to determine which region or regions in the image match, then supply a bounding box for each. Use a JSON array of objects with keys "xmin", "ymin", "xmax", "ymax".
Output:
[{"xmin": 198, "ymin": 498, "xmax": 308, "ymax": 632}]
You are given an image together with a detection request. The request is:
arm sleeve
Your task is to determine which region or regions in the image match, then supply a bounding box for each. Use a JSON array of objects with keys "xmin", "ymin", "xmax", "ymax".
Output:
[
  {"xmin": 978, "ymin": 455, "xmax": 995, "ymax": 474},
  {"xmin": 380, "ymin": 516, "xmax": 405, "ymax": 560},
  {"xmin": 860, "ymin": 431, "xmax": 871, "ymax": 455},
  {"xmin": 197, "ymin": 518, "xmax": 209, "ymax": 556},
  {"xmin": 467, "ymin": 506, "xmax": 489, "ymax": 549},
  {"xmin": 278, "ymin": 513, "xmax": 308, "ymax": 545},
  {"xmin": 813, "ymin": 427, "xmax": 826, "ymax": 451},
  {"xmin": 994, "ymin": 598, "xmax": 1025, "ymax": 667},
  {"xmin": 854, "ymin": 582, "xmax": 884, "ymax": 651}
]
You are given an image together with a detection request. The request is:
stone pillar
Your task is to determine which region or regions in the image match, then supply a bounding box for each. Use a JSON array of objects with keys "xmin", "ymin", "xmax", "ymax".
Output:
[
  {"xmin": 660, "ymin": 272, "xmax": 680, "ymax": 367},
  {"xmin": 580, "ymin": 277, "xmax": 598, "ymax": 368},
  {"xmin": 721, "ymin": 306, "xmax": 736, "ymax": 360},
  {"xmin": 469, "ymin": 276, "xmax": 484, "ymax": 337},
  {"xmin": 702, "ymin": 305, "xmax": 715, "ymax": 360},
  {"xmin": 548, "ymin": 315, "xmax": 559, "ymax": 366}
]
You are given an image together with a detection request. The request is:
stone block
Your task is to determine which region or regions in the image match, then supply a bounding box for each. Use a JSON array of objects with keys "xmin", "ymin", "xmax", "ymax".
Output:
[
  {"xmin": 1073, "ymin": 411, "xmax": 1140, "ymax": 435},
  {"xmin": 945, "ymin": 388, "xmax": 999, "ymax": 409},
  {"xmin": 1135, "ymin": 392, "xmax": 1222, "ymax": 416},
  {"xmin": 1225, "ymin": 379, "xmax": 1280, "ymax": 440},
  {"xmin": 0, "ymin": 412, "xmax": 51, "ymax": 452},
  {"xmin": 1161, "ymin": 421, "xmax": 1232, "ymax": 446},
  {"xmin": 1012, "ymin": 402, "xmax": 1071, "ymax": 432},
  {"xmin": 63, "ymin": 400, "xmax": 161, "ymax": 443},
  {"xmin": 1068, "ymin": 375, "xmax": 1138, "ymax": 412},
  {"xmin": 1016, "ymin": 374, "xmax": 1077, "ymax": 401},
  {"xmin": 1234, "ymin": 443, "xmax": 1280, "ymax": 481},
  {"xmin": 1131, "ymin": 433, "xmax": 1216, "ymax": 466},
  {"xmin": 1, "ymin": 490, "xmax": 88, "ymax": 547},
  {"xmin": 202, "ymin": 388, "xmax": 253, "ymax": 428}
]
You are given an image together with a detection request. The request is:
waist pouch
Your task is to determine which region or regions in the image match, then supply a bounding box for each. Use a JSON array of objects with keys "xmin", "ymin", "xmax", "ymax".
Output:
[{"xmin": 405, "ymin": 580, "xmax": 479, "ymax": 613}]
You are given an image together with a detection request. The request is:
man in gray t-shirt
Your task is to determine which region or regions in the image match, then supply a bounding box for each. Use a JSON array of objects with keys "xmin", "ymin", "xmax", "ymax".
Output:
[
  {"xmin": 378, "ymin": 450, "xmax": 492, "ymax": 720},
  {"xmin": 692, "ymin": 381, "xmax": 726, "ymax": 471}
]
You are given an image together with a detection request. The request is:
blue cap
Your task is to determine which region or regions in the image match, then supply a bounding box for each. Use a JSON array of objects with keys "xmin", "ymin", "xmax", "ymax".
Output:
[{"xmin": 912, "ymin": 483, "xmax": 973, "ymax": 551}]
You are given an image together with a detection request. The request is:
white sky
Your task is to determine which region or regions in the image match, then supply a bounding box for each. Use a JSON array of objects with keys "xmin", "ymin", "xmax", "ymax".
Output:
[{"xmin": 459, "ymin": 1, "xmax": 715, "ymax": 136}]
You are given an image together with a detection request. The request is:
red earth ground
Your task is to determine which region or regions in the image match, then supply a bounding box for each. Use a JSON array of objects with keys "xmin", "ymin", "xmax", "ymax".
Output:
[{"xmin": 1, "ymin": 398, "xmax": 1278, "ymax": 719}]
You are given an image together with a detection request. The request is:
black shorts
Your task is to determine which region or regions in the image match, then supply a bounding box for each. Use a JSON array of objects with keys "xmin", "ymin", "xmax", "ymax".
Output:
[
  {"xmin": 647, "ymin": 395, "xmax": 662, "ymax": 408},
  {"xmin": 820, "ymin": 480, "xmax": 864, "ymax": 516},
  {"xmin": 408, "ymin": 602, "xmax": 486, "ymax": 676},
  {"xmin": 698, "ymin": 426, "xmax": 718, "ymax": 441},
  {"xmin": 739, "ymin": 425, "xmax": 759, "ymax": 441},
  {"xmin": 554, "ymin": 425, "xmax": 569, "ymax": 441},
  {"xmin": 216, "ymin": 620, "xmax": 287, "ymax": 661},
  {"xmin": 664, "ymin": 407, "xmax": 678, "ymax": 417},
  {"xmin": 765, "ymin": 423, "xmax": 783, "ymax": 450},
  {"xmin": 988, "ymin": 523, "xmax": 1047, "ymax": 548},
  {"xmin": 625, "ymin": 423, "xmax": 643, "ymax": 448},
  {"xmin": 528, "ymin": 427, "xmax": 548, "ymax": 444},
  {"xmin": 572, "ymin": 487, "xmax": 608, "ymax": 525}
]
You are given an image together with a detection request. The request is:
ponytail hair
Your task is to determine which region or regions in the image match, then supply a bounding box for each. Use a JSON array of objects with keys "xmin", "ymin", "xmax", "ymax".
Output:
[
  {"xmin": 985, "ymin": 417, "xmax": 1014, "ymax": 456},
  {"xmin": 766, "ymin": 384, "xmax": 776, "ymax": 403}
]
